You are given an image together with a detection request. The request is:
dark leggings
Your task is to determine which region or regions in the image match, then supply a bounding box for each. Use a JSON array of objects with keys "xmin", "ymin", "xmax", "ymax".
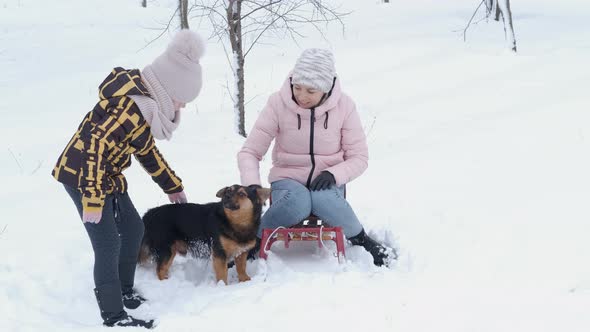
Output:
[{"xmin": 65, "ymin": 185, "xmax": 144, "ymax": 294}]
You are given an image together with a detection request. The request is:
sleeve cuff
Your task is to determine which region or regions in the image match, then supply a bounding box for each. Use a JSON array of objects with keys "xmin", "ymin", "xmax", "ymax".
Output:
[
  {"xmin": 81, "ymin": 196, "xmax": 105, "ymax": 213},
  {"xmin": 163, "ymin": 183, "xmax": 184, "ymax": 194}
]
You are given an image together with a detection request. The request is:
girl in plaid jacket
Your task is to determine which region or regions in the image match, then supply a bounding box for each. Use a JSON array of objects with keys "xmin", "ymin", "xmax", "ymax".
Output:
[{"xmin": 52, "ymin": 30, "xmax": 204, "ymax": 328}]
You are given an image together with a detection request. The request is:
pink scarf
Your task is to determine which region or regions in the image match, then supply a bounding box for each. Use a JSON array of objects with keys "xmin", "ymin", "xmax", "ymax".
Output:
[{"xmin": 129, "ymin": 66, "xmax": 180, "ymax": 140}]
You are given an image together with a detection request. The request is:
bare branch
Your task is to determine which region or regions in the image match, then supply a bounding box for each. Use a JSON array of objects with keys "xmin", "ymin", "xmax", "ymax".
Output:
[
  {"xmin": 241, "ymin": 0, "xmax": 282, "ymax": 21},
  {"xmin": 242, "ymin": 0, "xmax": 348, "ymax": 52},
  {"xmin": 244, "ymin": 16, "xmax": 282, "ymax": 57},
  {"xmin": 219, "ymin": 33, "xmax": 236, "ymax": 72},
  {"xmin": 462, "ymin": 0, "xmax": 485, "ymax": 42},
  {"xmin": 30, "ymin": 160, "xmax": 43, "ymax": 175},
  {"xmin": 364, "ymin": 116, "xmax": 377, "ymax": 139},
  {"xmin": 137, "ymin": 7, "xmax": 179, "ymax": 52},
  {"xmin": 8, "ymin": 148, "xmax": 23, "ymax": 173},
  {"xmin": 224, "ymin": 80, "xmax": 236, "ymax": 105},
  {"xmin": 244, "ymin": 93, "xmax": 260, "ymax": 107},
  {"xmin": 192, "ymin": 0, "xmax": 228, "ymax": 25}
]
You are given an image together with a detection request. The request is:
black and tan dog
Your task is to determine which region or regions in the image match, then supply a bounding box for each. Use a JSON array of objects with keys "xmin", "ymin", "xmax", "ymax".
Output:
[{"xmin": 138, "ymin": 185, "xmax": 270, "ymax": 284}]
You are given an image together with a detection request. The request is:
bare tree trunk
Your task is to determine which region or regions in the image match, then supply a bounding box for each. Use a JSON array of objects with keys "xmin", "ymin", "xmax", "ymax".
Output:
[
  {"xmin": 475, "ymin": 0, "xmax": 517, "ymax": 52},
  {"xmin": 494, "ymin": 1, "xmax": 501, "ymax": 21},
  {"xmin": 498, "ymin": 0, "xmax": 517, "ymax": 52},
  {"xmin": 179, "ymin": 0, "xmax": 189, "ymax": 29},
  {"xmin": 142, "ymin": 0, "xmax": 147, "ymax": 8},
  {"xmin": 484, "ymin": 0, "xmax": 500, "ymax": 20},
  {"xmin": 227, "ymin": 0, "xmax": 246, "ymax": 137}
]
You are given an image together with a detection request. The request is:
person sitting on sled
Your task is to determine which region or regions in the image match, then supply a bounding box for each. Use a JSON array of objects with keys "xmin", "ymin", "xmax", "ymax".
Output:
[{"xmin": 237, "ymin": 48, "xmax": 396, "ymax": 266}]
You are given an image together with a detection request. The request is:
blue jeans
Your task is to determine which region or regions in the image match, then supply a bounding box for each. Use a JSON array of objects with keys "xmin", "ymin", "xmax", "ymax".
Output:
[{"xmin": 258, "ymin": 178, "xmax": 363, "ymax": 238}]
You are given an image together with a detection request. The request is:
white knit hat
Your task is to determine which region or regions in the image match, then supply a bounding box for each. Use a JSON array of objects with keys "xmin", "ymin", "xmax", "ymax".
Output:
[
  {"xmin": 145, "ymin": 29, "xmax": 205, "ymax": 103},
  {"xmin": 291, "ymin": 48, "xmax": 336, "ymax": 93}
]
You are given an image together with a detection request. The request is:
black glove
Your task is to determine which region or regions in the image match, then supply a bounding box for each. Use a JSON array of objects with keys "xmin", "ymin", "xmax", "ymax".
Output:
[{"xmin": 310, "ymin": 171, "xmax": 336, "ymax": 191}]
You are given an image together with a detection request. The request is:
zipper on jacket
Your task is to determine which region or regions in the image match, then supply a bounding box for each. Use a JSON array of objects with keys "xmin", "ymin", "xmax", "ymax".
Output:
[{"xmin": 306, "ymin": 108, "xmax": 316, "ymax": 188}]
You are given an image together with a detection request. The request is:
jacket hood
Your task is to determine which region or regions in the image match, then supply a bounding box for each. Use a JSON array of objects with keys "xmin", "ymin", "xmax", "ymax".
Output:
[
  {"xmin": 98, "ymin": 67, "xmax": 150, "ymax": 101},
  {"xmin": 278, "ymin": 71, "xmax": 342, "ymax": 119}
]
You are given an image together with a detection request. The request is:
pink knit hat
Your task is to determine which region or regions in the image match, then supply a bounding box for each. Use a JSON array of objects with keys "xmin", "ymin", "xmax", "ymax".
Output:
[{"xmin": 145, "ymin": 29, "xmax": 205, "ymax": 103}]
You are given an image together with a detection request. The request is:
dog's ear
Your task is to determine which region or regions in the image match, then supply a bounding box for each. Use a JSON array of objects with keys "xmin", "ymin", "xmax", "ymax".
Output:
[
  {"xmin": 216, "ymin": 187, "xmax": 228, "ymax": 198},
  {"xmin": 256, "ymin": 187, "xmax": 271, "ymax": 203}
]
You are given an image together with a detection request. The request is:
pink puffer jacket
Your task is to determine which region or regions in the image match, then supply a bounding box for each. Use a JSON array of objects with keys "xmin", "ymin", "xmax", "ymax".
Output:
[{"xmin": 237, "ymin": 74, "xmax": 368, "ymax": 187}]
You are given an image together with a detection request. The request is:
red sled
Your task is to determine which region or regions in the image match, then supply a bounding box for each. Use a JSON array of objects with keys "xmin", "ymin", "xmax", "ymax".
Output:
[{"xmin": 259, "ymin": 217, "xmax": 346, "ymax": 263}]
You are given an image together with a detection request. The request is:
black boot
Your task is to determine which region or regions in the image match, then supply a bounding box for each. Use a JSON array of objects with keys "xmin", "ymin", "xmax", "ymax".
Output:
[
  {"xmin": 122, "ymin": 289, "xmax": 147, "ymax": 310},
  {"xmin": 94, "ymin": 282, "xmax": 126, "ymax": 325},
  {"xmin": 103, "ymin": 315, "xmax": 155, "ymax": 329},
  {"xmin": 105, "ymin": 316, "xmax": 155, "ymax": 329},
  {"xmin": 94, "ymin": 282, "xmax": 154, "ymax": 329},
  {"xmin": 349, "ymin": 229, "xmax": 397, "ymax": 267}
]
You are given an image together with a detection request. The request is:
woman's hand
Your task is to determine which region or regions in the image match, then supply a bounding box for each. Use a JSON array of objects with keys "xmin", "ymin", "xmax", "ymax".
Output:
[{"xmin": 310, "ymin": 171, "xmax": 336, "ymax": 191}]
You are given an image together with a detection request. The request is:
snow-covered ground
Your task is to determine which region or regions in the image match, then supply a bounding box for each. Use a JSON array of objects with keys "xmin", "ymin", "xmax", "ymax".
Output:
[{"xmin": 1, "ymin": 0, "xmax": 589, "ymax": 331}]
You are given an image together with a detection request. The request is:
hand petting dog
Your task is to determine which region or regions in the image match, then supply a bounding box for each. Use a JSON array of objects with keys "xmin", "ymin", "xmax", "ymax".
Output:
[{"xmin": 167, "ymin": 191, "xmax": 187, "ymax": 203}]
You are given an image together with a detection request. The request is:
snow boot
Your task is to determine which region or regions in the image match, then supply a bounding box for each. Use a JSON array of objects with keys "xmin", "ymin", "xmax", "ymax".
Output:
[
  {"xmin": 349, "ymin": 229, "xmax": 397, "ymax": 267},
  {"xmin": 94, "ymin": 282, "xmax": 154, "ymax": 329},
  {"xmin": 122, "ymin": 289, "xmax": 147, "ymax": 310},
  {"xmin": 105, "ymin": 315, "xmax": 155, "ymax": 329}
]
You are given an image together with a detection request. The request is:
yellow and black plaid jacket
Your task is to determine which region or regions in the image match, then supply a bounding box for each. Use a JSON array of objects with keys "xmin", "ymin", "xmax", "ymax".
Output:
[{"xmin": 52, "ymin": 67, "xmax": 183, "ymax": 213}]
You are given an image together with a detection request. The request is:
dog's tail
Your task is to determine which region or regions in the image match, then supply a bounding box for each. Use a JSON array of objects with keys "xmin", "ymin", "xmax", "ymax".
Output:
[
  {"xmin": 138, "ymin": 209, "xmax": 155, "ymax": 265},
  {"xmin": 137, "ymin": 236, "xmax": 151, "ymax": 265}
]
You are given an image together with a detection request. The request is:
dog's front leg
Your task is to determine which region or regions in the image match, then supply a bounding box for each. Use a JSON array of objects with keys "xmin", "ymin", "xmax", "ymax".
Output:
[
  {"xmin": 212, "ymin": 254, "xmax": 228, "ymax": 285},
  {"xmin": 235, "ymin": 252, "xmax": 251, "ymax": 282}
]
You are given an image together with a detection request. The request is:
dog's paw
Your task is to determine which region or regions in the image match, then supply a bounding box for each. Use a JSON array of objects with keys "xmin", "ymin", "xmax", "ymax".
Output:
[
  {"xmin": 238, "ymin": 274, "xmax": 251, "ymax": 282},
  {"xmin": 157, "ymin": 271, "xmax": 169, "ymax": 281}
]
